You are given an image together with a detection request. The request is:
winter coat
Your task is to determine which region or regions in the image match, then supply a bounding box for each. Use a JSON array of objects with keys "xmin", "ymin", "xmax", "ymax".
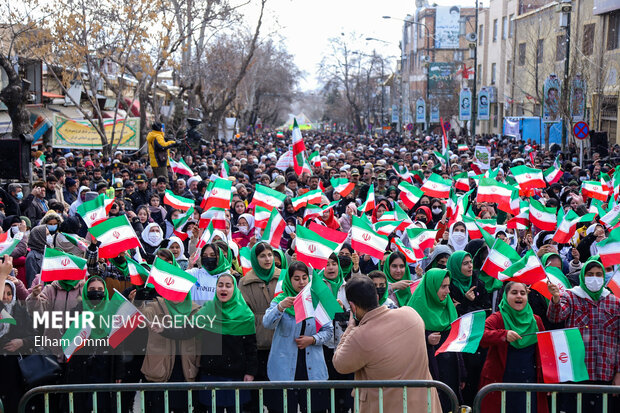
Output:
[{"xmin": 238, "ymin": 268, "xmax": 280, "ymax": 350}]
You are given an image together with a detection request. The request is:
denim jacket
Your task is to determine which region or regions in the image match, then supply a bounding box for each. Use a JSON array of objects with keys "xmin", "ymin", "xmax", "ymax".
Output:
[{"xmin": 262, "ymin": 301, "xmax": 333, "ymax": 381}]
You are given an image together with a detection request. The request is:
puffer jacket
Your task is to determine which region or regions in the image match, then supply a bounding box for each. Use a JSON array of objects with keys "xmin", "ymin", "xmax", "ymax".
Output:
[{"xmin": 238, "ymin": 268, "xmax": 280, "ymax": 350}]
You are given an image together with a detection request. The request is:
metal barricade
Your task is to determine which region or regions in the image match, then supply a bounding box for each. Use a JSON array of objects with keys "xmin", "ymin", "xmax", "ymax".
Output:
[
  {"xmin": 473, "ymin": 383, "xmax": 620, "ymax": 413},
  {"xmin": 18, "ymin": 380, "xmax": 458, "ymax": 413}
]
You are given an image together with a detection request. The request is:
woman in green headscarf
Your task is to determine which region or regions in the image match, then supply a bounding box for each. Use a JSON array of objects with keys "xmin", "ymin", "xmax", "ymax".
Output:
[
  {"xmin": 480, "ymin": 281, "xmax": 547, "ymax": 413},
  {"xmin": 447, "ymin": 251, "xmax": 490, "ymax": 316},
  {"xmin": 273, "ymin": 249, "xmax": 288, "ymax": 271},
  {"xmin": 384, "ymin": 251, "xmax": 413, "ymax": 307},
  {"xmin": 407, "ymin": 268, "xmax": 463, "ymax": 412},
  {"xmin": 187, "ymin": 243, "xmax": 232, "ymax": 303}
]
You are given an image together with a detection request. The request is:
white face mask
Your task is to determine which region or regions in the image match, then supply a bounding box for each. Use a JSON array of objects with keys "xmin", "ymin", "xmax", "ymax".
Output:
[
  {"xmin": 46, "ymin": 235, "xmax": 54, "ymax": 246},
  {"xmin": 10, "ymin": 226, "xmax": 19, "ymax": 235},
  {"xmin": 237, "ymin": 225, "xmax": 249, "ymax": 235},
  {"xmin": 432, "ymin": 207, "xmax": 442, "ymax": 215},
  {"xmin": 451, "ymin": 232, "xmax": 467, "ymax": 243},
  {"xmin": 148, "ymin": 232, "xmax": 161, "ymax": 244},
  {"xmin": 584, "ymin": 276, "xmax": 604, "ymax": 292}
]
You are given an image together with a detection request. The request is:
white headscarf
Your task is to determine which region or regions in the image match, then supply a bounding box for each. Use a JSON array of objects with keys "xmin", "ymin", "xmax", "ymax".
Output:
[
  {"xmin": 167, "ymin": 235, "xmax": 186, "ymax": 259},
  {"xmin": 0, "ymin": 280, "xmax": 16, "ymax": 338},
  {"xmin": 447, "ymin": 221, "xmax": 469, "ymax": 252},
  {"xmin": 237, "ymin": 213, "xmax": 255, "ymax": 235},
  {"xmin": 141, "ymin": 223, "xmax": 163, "ymax": 247}
]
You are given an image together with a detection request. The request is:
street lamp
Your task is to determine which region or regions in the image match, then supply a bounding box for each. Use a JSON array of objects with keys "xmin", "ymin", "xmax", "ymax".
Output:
[{"xmin": 365, "ymin": 38, "xmax": 392, "ymax": 135}]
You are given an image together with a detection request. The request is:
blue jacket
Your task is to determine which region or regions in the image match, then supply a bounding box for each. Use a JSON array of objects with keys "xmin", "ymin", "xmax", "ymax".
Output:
[{"xmin": 262, "ymin": 301, "xmax": 333, "ymax": 381}]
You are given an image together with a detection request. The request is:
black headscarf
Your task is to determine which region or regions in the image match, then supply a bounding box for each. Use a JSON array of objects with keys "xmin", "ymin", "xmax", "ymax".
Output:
[{"xmin": 27, "ymin": 225, "xmax": 48, "ymax": 253}]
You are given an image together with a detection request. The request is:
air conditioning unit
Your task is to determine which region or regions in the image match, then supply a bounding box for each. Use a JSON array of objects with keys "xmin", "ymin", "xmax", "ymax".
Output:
[{"xmin": 465, "ymin": 32, "xmax": 478, "ymax": 43}]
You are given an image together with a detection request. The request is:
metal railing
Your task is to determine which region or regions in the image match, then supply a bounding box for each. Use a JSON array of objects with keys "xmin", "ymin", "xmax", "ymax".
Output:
[
  {"xmin": 18, "ymin": 380, "xmax": 458, "ymax": 413},
  {"xmin": 473, "ymin": 383, "xmax": 620, "ymax": 413}
]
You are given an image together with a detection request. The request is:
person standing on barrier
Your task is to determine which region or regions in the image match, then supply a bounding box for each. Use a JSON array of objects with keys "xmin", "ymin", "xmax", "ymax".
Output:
[
  {"xmin": 263, "ymin": 261, "xmax": 333, "ymax": 413},
  {"xmin": 408, "ymin": 268, "xmax": 465, "ymax": 412},
  {"xmin": 547, "ymin": 256, "xmax": 619, "ymax": 413},
  {"xmin": 333, "ymin": 275, "xmax": 441, "ymax": 413},
  {"xmin": 479, "ymin": 281, "xmax": 548, "ymax": 413}
]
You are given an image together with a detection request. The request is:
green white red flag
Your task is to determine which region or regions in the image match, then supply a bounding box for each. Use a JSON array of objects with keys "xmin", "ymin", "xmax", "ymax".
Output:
[
  {"xmin": 435, "ymin": 310, "xmax": 486, "ymax": 355},
  {"xmin": 543, "ymin": 156, "xmax": 564, "ymax": 184},
  {"xmin": 34, "ymin": 154, "xmax": 45, "ymax": 168},
  {"xmin": 169, "ymin": 157, "xmax": 194, "ymax": 176},
  {"xmin": 88, "ymin": 215, "xmax": 141, "ymax": 259},
  {"xmin": 476, "ymin": 178, "xmax": 513, "ymax": 211},
  {"xmin": 163, "ymin": 190, "xmax": 194, "ymax": 211},
  {"xmin": 262, "ymin": 208, "xmax": 286, "ymax": 248},
  {"xmin": 529, "ymin": 199, "xmax": 557, "ymax": 231},
  {"xmin": 457, "ymin": 144, "xmax": 469, "ymax": 151},
  {"xmin": 308, "ymin": 222, "xmax": 347, "ymax": 250},
  {"xmin": 358, "ymin": 184, "xmax": 376, "ymax": 212},
  {"xmin": 220, "ymin": 159, "xmax": 230, "ymax": 178},
  {"xmin": 292, "ymin": 189, "xmax": 323, "ymax": 210},
  {"xmin": 391, "ymin": 238, "xmax": 419, "ymax": 263},
  {"xmin": 202, "ymin": 178, "xmax": 232, "ymax": 210},
  {"xmin": 0, "ymin": 232, "xmax": 21, "ymax": 256},
  {"xmin": 453, "ymin": 172, "xmax": 470, "ymax": 192},
  {"xmin": 511, "ymin": 165, "xmax": 546, "ymax": 190},
  {"xmin": 398, "ymin": 181, "xmax": 425, "ymax": 209},
  {"xmin": 77, "ymin": 193, "xmax": 115, "ymax": 227},
  {"xmin": 292, "ymin": 119, "xmax": 312, "ymax": 176},
  {"xmin": 62, "ymin": 319, "xmax": 91, "ymax": 361},
  {"xmin": 536, "ymin": 328, "xmax": 589, "ymax": 383},
  {"xmin": 59, "ymin": 232, "xmax": 89, "ymax": 252},
  {"xmin": 420, "ymin": 173, "xmax": 451, "ymax": 198},
  {"xmin": 531, "ymin": 267, "xmax": 572, "ymax": 300},
  {"xmin": 481, "ymin": 238, "xmax": 521, "ymax": 279},
  {"xmin": 553, "ymin": 209, "xmax": 595, "ymax": 244},
  {"xmin": 293, "ymin": 274, "xmax": 343, "ymax": 330},
  {"xmin": 199, "ymin": 207, "xmax": 226, "ymax": 230},
  {"xmin": 351, "ymin": 215, "xmax": 389, "ymax": 260},
  {"xmin": 147, "ymin": 257, "xmax": 197, "ymax": 301},
  {"xmin": 463, "ymin": 214, "xmax": 496, "ymax": 239},
  {"xmin": 606, "ymin": 267, "xmax": 620, "ymax": 296},
  {"xmin": 249, "ymin": 184, "xmax": 287, "ymax": 211},
  {"xmin": 172, "ymin": 206, "xmax": 194, "ymax": 240},
  {"xmin": 507, "ymin": 202, "xmax": 531, "ymax": 230},
  {"xmin": 127, "ymin": 256, "xmax": 150, "ymax": 285},
  {"xmin": 195, "ymin": 220, "xmax": 215, "ymax": 251},
  {"xmin": 498, "ymin": 250, "xmax": 546, "ymax": 284},
  {"xmin": 106, "ymin": 289, "xmax": 145, "ymax": 348},
  {"xmin": 406, "ymin": 227, "xmax": 438, "ymax": 258},
  {"xmin": 295, "ymin": 224, "xmax": 339, "ymax": 269},
  {"xmin": 309, "ymin": 151, "xmax": 321, "ymax": 167},
  {"xmin": 600, "ymin": 203, "xmax": 620, "ymax": 229},
  {"xmin": 581, "ymin": 181, "xmax": 609, "ymax": 202},
  {"xmin": 40, "ymin": 248, "xmax": 87, "ymax": 282},
  {"xmin": 254, "ymin": 205, "xmax": 271, "ymax": 229},
  {"xmin": 392, "ymin": 163, "xmax": 415, "ymax": 183},
  {"xmin": 330, "ymin": 177, "xmax": 355, "ymax": 197},
  {"xmin": 596, "ymin": 226, "xmax": 620, "ymax": 267},
  {"xmin": 239, "ymin": 247, "xmax": 252, "ymax": 276}
]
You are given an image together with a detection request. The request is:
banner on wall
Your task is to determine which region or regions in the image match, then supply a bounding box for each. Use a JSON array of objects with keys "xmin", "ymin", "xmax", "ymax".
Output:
[
  {"xmin": 477, "ymin": 87, "xmax": 490, "ymax": 120},
  {"xmin": 429, "ymin": 96, "xmax": 440, "ymax": 123},
  {"xmin": 570, "ymin": 74, "xmax": 586, "ymax": 122},
  {"xmin": 459, "ymin": 88, "xmax": 472, "ymax": 121},
  {"xmin": 435, "ymin": 6, "xmax": 461, "ymax": 49},
  {"xmin": 52, "ymin": 114, "xmax": 140, "ymax": 149},
  {"xmin": 543, "ymin": 74, "xmax": 561, "ymax": 122},
  {"xmin": 415, "ymin": 98, "xmax": 426, "ymax": 123}
]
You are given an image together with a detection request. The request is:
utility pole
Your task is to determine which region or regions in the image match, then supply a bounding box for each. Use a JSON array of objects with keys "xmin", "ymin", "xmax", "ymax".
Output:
[
  {"xmin": 471, "ymin": 0, "xmax": 479, "ymax": 146},
  {"xmin": 561, "ymin": 2, "xmax": 571, "ymax": 151}
]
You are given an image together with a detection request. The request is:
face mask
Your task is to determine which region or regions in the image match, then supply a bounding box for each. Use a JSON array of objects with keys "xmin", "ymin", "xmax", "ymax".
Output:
[
  {"xmin": 201, "ymin": 257, "xmax": 218, "ymax": 271},
  {"xmin": 10, "ymin": 226, "xmax": 19, "ymax": 235},
  {"xmin": 86, "ymin": 290, "xmax": 105, "ymax": 304},
  {"xmin": 436, "ymin": 263, "xmax": 447, "ymax": 269},
  {"xmin": 285, "ymin": 225, "xmax": 295, "ymax": 235},
  {"xmin": 16, "ymin": 192, "xmax": 23, "ymax": 200},
  {"xmin": 237, "ymin": 225, "xmax": 249, "ymax": 235},
  {"xmin": 417, "ymin": 216, "xmax": 427, "ymax": 224},
  {"xmin": 451, "ymin": 232, "xmax": 467, "ymax": 243},
  {"xmin": 338, "ymin": 255, "xmax": 352, "ymax": 269},
  {"xmin": 579, "ymin": 177, "xmax": 586, "ymax": 182},
  {"xmin": 47, "ymin": 224, "xmax": 58, "ymax": 233},
  {"xmin": 376, "ymin": 287, "xmax": 387, "ymax": 299},
  {"xmin": 46, "ymin": 235, "xmax": 54, "ymax": 245},
  {"xmin": 148, "ymin": 232, "xmax": 161, "ymax": 243},
  {"xmin": 432, "ymin": 207, "xmax": 442, "ymax": 215},
  {"xmin": 584, "ymin": 276, "xmax": 604, "ymax": 292},
  {"xmin": 572, "ymin": 157, "xmax": 578, "ymax": 163}
]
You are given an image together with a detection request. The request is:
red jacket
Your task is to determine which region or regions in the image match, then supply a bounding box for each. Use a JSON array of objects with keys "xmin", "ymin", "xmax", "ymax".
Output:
[{"xmin": 479, "ymin": 311, "xmax": 549, "ymax": 413}]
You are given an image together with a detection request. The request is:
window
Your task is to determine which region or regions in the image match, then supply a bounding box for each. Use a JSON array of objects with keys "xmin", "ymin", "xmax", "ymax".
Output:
[
  {"xmin": 536, "ymin": 39, "xmax": 544, "ymax": 63},
  {"xmin": 556, "ymin": 35, "xmax": 566, "ymax": 61},
  {"xmin": 506, "ymin": 60, "xmax": 512, "ymax": 84},
  {"xmin": 509, "ymin": 14, "xmax": 514, "ymax": 37},
  {"xmin": 583, "ymin": 24, "xmax": 595, "ymax": 56},
  {"xmin": 478, "ymin": 64, "xmax": 482, "ymax": 84},
  {"xmin": 518, "ymin": 43, "xmax": 526, "ymax": 65},
  {"xmin": 493, "ymin": 19, "xmax": 498, "ymax": 42},
  {"xmin": 502, "ymin": 16, "xmax": 508, "ymax": 39},
  {"xmin": 479, "ymin": 24, "xmax": 484, "ymax": 45},
  {"xmin": 607, "ymin": 12, "xmax": 619, "ymax": 50},
  {"xmin": 491, "ymin": 63, "xmax": 497, "ymax": 84}
]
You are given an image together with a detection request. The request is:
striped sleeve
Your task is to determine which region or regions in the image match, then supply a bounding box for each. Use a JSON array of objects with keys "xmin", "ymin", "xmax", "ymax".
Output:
[
  {"xmin": 86, "ymin": 247, "xmax": 100, "ymax": 277},
  {"xmin": 546, "ymin": 292, "xmax": 573, "ymax": 323}
]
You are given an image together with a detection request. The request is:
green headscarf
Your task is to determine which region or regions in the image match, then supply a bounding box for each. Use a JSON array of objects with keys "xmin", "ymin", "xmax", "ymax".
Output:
[
  {"xmin": 319, "ymin": 255, "xmax": 344, "ymax": 298},
  {"xmin": 498, "ymin": 285, "xmax": 538, "ymax": 348},
  {"xmin": 447, "ymin": 251, "xmax": 473, "ymax": 295},
  {"xmin": 250, "ymin": 242, "xmax": 276, "ymax": 283},
  {"xmin": 58, "ymin": 279, "xmax": 81, "ymax": 292},
  {"xmin": 339, "ymin": 255, "xmax": 353, "ymax": 279},
  {"xmin": 274, "ymin": 249, "xmax": 288, "ymax": 271},
  {"xmin": 194, "ymin": 274, "xmax": 256, "ymax": 336},
  {"xmin": 541, "ymin": 252, "xmax": 562, "ymax": 268},
  {"xmin": 272, "ymin": 269, "xmax": 297, "ymax": 316},
  {"xmin": 202, "ymin": 245, "xmax": 232, "ymax": 276},
  {"xmin": 407, "ymin": 269, "xmax": 457, "ymax": 331},
  {"xmin": 81, "ymin": 276, "xmax": 110, "ymax": 339},
  {"xmin": 110, "ymin": 255, "xmax": 129, "ymax": 277},
  {"xmin": 579, "ymin": 256, "xmax": 606, "ymax": 301},
  {"xmin": 383, "ymin": 252, "xmax": 412, "ymax": 307}
]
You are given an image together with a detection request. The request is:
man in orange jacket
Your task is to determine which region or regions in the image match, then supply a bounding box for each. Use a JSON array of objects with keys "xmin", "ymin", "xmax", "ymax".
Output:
[{"xmin": 146, "ymin": 122, "xmax": 177, "ymax": 178}]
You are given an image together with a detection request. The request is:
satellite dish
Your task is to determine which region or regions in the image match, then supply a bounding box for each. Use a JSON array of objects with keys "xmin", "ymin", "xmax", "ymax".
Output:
[{"xmin": 465, "ymin": 32, "xmax": 478, "ymax": 43}]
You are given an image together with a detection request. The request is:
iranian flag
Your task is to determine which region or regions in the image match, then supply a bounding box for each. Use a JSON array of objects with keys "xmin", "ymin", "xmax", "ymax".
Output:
[
  {"xmin": 308, "ymin": 222, "xmax": 347, "ymax": 250},
  {"xmin": 195, "ymin": 220, "xmax": 215, "ymax": 251},
  {"xmin": 249, "ymin": 184, "xmax": 287, "ymax": 211},
  {"xmin": 435, "ymin": 310, "xmax": 486, "ymax": 355},
  {"xmin": 302, "ymin": 203, "xmax": 323, "ymax": 224},
  {"xmin": 351, "ymin": 215, "xmax": 389, "ymax": 260},
  {"xmin": 172, "ymin": 206, "xmax": 194, "ymax": 240},
  {"xmin": 0, "ymin": 232, "xmax": 21, "ymax": 256},
  {"xmin": 511, "ymin": 165, "xmax": 546, "ymax": 190},
  {"xmin": 40, "ymin": 248, "xmax": 87, "ymax": 282},
  {"xmin": 34, "ymin": 154, "xmax": 45, "ymax": 167},
  {"xmin": 199, "ymin": 207, "xmax": 226, "ymax": 230},
  {"xmin": 393, "ymin": 163, "xmax": 414, "ymax": 183},
  {"xmin": 202, "ymin": 178, "xmax": 232, "ymax": 210},
  {"xmin": 239, "ymin": 247, "xmax": 252, "ymax": 276},
  {"xmin": 147, "ymin": 257, "xmax": 197, "ymax": 301},
  {"xmin": 330, "ymin": 177, "xmax": 355, "ymax": 197},
  {"xmin": 458, "ymin": 144, "xmax": 469, "ymax": 152},
  {"xmin": 292, "ymin": 189, "xmax": 323, "ymax": 210},
  {"xmin": 498, "ymin": 250, "xmax": 547, "ymax": 284},
  {"xmin": 374, "ymin": 220, "xmax": 399, "ymax": 236},
  {"xmin": 537, "ymin": 328, "xmax": 589, "ymax": 383},
  {"xmin": 292, "ymin": 119, "xmax": 312, "ymax": 176},
  {"xmin": 544, "ymin": 156, "xmax": 564, "ymax": 184},
  {"xmin": 77, "ymin": 194, "xmax": 115, "ymax": 227},
  {"xmin": 531, "ymin": 267, "xmax": 572, "ymax": 300},
  {"xmin": 406, "ymin": 227, "xmax": 439, "ymax": 258},
  {"xmin": 59, "ymin": 232, "xmax": 89, "ymax": 252},
  {"xmin": 398, "ymin": 181, "xmax": 425, "ymax": 209},
  {"xmin": 262, "ymin": 208, "xmax": 286, "ymax": 248},
  {"xmin": 309, "ymin": 151, "xmax": 321, "ymax": 167},
  {"xmin": 127, "ymin": 256, "xmax": 150, "ymax": 285},
  {"xmin": 163, "ymin": 190, "xmax": 194, "ymax": 212},
  {"xmin": 378, "ymin": 203, "xmax": 412, "ymax": 232},
  {"xmin": 605, "ymin": 268, "xmax": 620, "ymax": 296},
  {"xmin": 453, "ymin": 172, "xmax": 470, "ymax": 192},
  {"xmin": 597, "ymin": 226, "xmax": 620, "ymax": 267},
  {"xmin": 507, "ymin": 203, "xmax": 531, "ymax": 230},
  {"xmin": 553, "ymin": 209, "xmax": 596, "ymax": 244},
  {"xmin": 392, "ymin": 238, "xmax": 419, "ymax": 263},
  {"xmin": 481, "ymin": 238, "xmax": 521, "ymax": 279},
  {"xmin": 529, "ymin": 199, "xmax": 557, "ymax": 231},
  {"xmin": 88, "ymin": 215, "xmax": 141, "ymax": 259},
  {"xmin": 169, "ymin": 157, "xmax": 194, "ymax": 176},
  {"xmin": 220, "ymin": 159, "xmax": 230, "ymax": 178},
  {"xmin": 420, "ymin": 173, "xmax": 451, "ymax": 198},
  {"xmin": 293, "ymin": 275, "xmax": 343, "ymax": 330},
  {"xmin": 358, "ymin": 184, "xmax": 376, "ymax": 212},
  {"xmin": 463, "ymin": 214, "xmax": 496, "ymax": 239},
  {"xmin": 106, "ymin": 289, "xmax": 145, "ymax": 349},
  {"xmin": 295, "ymin": 224, "xmax": 339, "ymax": 269},
  {"xmin": 600, "ymin": 203, "xmax": 620, "ymax": 229},
  {"xmin": 476, "ymin": 178, "xmax": 513, "ymax": 209},
  {"xmin": 581, "ymin": 181, "xmax": 608, "ymax": 201},
  {"xmin": 62, "ymin": 321, "xmax": 91, "ymax": 361},
  {"xmin": 254, "ymin": 205, "xmax": 272, "ymax": 229}
]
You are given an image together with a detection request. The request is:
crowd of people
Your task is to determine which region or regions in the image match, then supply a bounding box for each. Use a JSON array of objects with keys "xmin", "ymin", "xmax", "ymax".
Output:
[{"xmin": 0, "ymin": 124, "xmax": 618, "ymax": 413}]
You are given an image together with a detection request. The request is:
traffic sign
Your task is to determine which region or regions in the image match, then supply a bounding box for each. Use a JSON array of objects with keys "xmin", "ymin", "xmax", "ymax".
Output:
[
  {"xmin": 406, "ymin": 123, "xmax": 413, "ymax": 131},
  {"xmin": 573, "ymin": 121, "xmax": 589, "ymax": 140},
  {"xmin": 443, "ymin": 121, "xmax": 451, "ymax": 131}
]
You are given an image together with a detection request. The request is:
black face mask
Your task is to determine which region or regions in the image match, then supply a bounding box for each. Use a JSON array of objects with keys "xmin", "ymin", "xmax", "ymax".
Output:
[
  {"xmin": 86, "ymin": 290, "xmax": 105, "ymax": 304},
  {"xmin": 436, "ymin": 263, "xmax": 447, "ymax": 269},
  {"xmin": 135, "ymin": 288, "xmax": 157, "ymax": 301},
  {"xmin": 112, "ymin": 256, "xmax": 126, "ymax": 265},
  {"xmin": 376, "ymin": 287, "xmax": 387, "ymax": 298},
  {"xmin": 338, "ymin": 255, "xmax": 352, "ymax": 269},
  {"xmin": 417, "ymin": 216, "xmax": 428, "ymax": 223},
  {"xmin": 201, "ymin": 257, "xmax": 218, "ymax": 271}
]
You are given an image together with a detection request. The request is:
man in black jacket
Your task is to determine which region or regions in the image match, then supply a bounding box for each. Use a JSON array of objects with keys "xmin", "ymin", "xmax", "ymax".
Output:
[{"xmin": 0, "ymin": 184, "xmax": 36, "ymax": 217}]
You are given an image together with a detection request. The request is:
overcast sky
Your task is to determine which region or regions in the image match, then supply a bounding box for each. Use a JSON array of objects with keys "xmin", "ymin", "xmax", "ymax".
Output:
[{"xmin": 244, "ymin": 0, "xmax": 478, "ymax": 90}]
